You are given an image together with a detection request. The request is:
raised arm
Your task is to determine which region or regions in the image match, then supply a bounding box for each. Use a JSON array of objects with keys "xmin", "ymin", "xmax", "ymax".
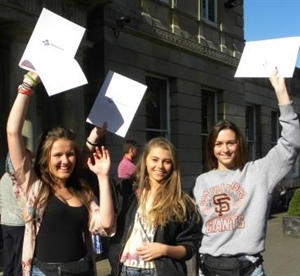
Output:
[
  {"xmin": 87, "ymin": 146, "xmax": 114, "ymax": 232},
  {"xmin": 6, "ymin": 72, "xmax": 40, "ymax": 171},
  {"xmin": 269, "ymin": 67, "xmax": 290, "ymax": 105}
]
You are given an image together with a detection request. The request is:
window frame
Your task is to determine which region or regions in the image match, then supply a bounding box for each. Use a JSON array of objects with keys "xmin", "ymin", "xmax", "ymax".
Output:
[
  {"xmin": 246, "ymin": 105, "xmax": 256, "ymax": 160},
  {"xmin": 271, "ymin": 110, "xmax": 280, "ymax": 146},
  {"xmin": 145, "ymin": 75, "xmax": 170, "ymax": 141},
  {"xmin": 290, "ymin": 113, "xmax": 300, "ymax": 177},
  {"xmin": 201, "ymin": 0, "xmax": 218, "ymax": 24},
  {"xmin": 201, "ymin": 88, "xmax": 217, "ymax": 171}
]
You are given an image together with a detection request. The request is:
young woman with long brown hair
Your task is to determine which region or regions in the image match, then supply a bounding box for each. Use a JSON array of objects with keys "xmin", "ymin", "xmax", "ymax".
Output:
[
  {"xmin": 6, "ymin": 72, "xmax": 115, "ymax": 276},
  {"xmin": 193, "ymin": 69, "xmax": 300, "ymax": 276}
]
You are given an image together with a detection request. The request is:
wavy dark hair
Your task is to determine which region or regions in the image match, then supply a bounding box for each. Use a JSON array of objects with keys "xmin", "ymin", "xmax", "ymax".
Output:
[
  {"xmin": 33, "ymin": 126, "xmax": 92, "ymax": 210},
  {"xmin": 206, "ymin": 120, "xmax": 248, "ymax": 171}
]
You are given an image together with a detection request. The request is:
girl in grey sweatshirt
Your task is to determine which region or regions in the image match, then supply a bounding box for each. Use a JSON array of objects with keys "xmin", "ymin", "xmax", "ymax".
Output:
[{"xmin": 193, "ymin": 69, "xmax": 300, "ymax": 276}]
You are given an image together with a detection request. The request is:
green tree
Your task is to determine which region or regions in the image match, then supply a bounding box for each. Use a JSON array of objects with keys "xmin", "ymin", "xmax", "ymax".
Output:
[{"xmin": 288, "ymin": 188, "xmax": 300, "ymax": 216}]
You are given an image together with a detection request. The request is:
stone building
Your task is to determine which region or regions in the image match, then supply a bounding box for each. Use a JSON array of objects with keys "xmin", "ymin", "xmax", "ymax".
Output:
[{"xmin": 0, "ymin": 0, "xmax": 299, "ymax": 194}]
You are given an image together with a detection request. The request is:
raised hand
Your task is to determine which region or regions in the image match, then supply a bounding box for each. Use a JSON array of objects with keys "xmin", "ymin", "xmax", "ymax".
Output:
[
  {"xmin": 87, "ymin": 146, "xmax": 111, "ymax": 177},
  {"xmin": 269, "ymin": 67, "xmax": 290, "ymax": 105}
]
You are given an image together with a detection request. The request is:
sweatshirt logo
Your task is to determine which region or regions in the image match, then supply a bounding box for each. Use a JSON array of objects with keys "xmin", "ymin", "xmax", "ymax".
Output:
[
  {"xmin": 214, "ymin": 193, "xmax": 230, "ymax": 216},
  {"xmin": 199, "ymin": 182, "xmax": 246, "ymax": 233}
]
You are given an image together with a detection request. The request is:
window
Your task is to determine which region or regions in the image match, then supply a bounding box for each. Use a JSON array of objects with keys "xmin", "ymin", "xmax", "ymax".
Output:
[
  {"xmin": 145, "ymin": 76, "xmax": 169, "ymax": 140},
  {"xmin": 201, "ymin": 0, "xmax": 217, "ymax": 23},
  {"xmin": 290, "ymin": 113, "xmax": 300, "ymax": 177},
  {"xmin": 291, "ymin": 155, "xmax": 300, "ymax": 177},
  {"xmin": 201, "ymin": 89, "xmax": 217, "ymax": 171},
  {"xmin": 271, "ymin": 110, "xmax": 281, "ymax": 146},
  {"xmin": 246, "ymin": 105, "xmax": 256, "ymax": 160}
]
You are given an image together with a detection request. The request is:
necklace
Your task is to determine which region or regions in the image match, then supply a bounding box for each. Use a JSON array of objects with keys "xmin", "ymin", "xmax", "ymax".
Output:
[{"xmin": 54, "ymin": 187, "xmax": 73, "ymax": 202}]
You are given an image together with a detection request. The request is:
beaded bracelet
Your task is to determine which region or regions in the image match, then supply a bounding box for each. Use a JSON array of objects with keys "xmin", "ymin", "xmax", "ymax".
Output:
[
  {"xmin": 21, "ymin": 82, "xmax": 32, "ymax": 90},
  {"xmin": 86, "ymin": 139, "xmax": 98, "ymax": 147},
  {"xmin": 18, "ymin": 83, "xmax": 33, "ymax": 96}
]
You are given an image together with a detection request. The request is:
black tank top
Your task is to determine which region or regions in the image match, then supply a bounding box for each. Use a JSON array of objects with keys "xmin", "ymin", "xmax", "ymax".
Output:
[{"xmin": 35, "ymin": 195, "xmax": 88, "ymax": 262}]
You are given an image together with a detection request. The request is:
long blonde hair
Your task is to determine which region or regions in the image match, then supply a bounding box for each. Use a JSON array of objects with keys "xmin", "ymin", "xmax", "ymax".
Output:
[{"xmin": 134, "ymin": 137, "xmax": 198, "ymax": 226}]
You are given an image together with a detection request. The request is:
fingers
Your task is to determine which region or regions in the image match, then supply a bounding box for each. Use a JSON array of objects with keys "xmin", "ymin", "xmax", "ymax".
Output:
[
  {"xmin": 26, "ymin": 71, "xmax": 41, "ymax": 85},
  {"xmin": 92, "ymin": 146, "xmax": 110, "ymax": 162},
  {"xmin": 101, "ymin": 122, "xmax": 107, "ymax": 130},
  {"xmin": 269, "ymin": 67, "xmax": 284, "ymax": 86},
  {"xmin": 269, "ymin": 67, "xmax": 279, "ymax": 82},
  {"xmin": 90, "ymin": 123, "xmax": 107, "ymax": 141},
  {"xmin": 86, "ymin": 157, "xmax": 93, "ymax": 169},
  {"xmin": 271, "ymin": 66, "xmax": 279, "ymax": 77},
  {"xmin": 136, "ymin": 243, "xmax": 160, "ymax": 261}
]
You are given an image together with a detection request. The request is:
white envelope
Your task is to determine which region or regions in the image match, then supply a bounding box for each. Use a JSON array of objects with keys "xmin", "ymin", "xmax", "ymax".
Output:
[
  {"xmin": 19, "ymin": 8, "xmax": 87, "ymax": 95},
  {"xmin": 235, "ymin": 36, "xmax": 300, "ymax": 78},
  {"xmin": 87, "ymin": 71, "xmax": 147, "ymax": 137}
]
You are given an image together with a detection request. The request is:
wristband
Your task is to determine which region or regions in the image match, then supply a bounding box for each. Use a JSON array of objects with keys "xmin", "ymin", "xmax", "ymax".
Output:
[
  {"xmin": 86, "ymin": 139, "xmax": 98, "ymax": 147},
  {"xmin": 24, "ymin": 73, "xmax": 38, "ymax": 87}
]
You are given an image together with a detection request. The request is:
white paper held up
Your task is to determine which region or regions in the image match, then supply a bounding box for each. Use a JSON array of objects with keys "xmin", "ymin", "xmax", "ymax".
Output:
[
  {"xmin": 19, "ymin": 8, "xmax": 87, "ymax": 95},
  {"xmin": 235, "ymin": 36, "xmax": 300, "ymax": 78},
  {"xmin": 87, "ymin": 71, "xmax": 147, "ymax": 137}
]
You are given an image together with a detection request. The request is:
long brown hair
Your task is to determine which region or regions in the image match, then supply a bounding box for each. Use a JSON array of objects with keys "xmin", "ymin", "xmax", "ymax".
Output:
[
  {"xmin": 206, "ymin": 120, "xmax": 248, "ymax": 170},
  {"xmin": 135, "ymin": 137, "xmax": 199, "ymax": 226},
  {"xmin": 33, "ymin": 126, "xmax": 92, "ymax": 210}
]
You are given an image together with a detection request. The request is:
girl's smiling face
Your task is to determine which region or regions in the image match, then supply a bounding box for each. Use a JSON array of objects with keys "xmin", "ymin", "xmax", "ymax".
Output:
[
  {"xmin": 49, "ymin": 138, "xmax": 76, "ymax": 183},
  {"xmin": 146, "ymin": 146, "xmax": 173, "ymax": 184},
  {"xmin": 214, "ymin": 129, "xmax": 238, "ymax": 170}
]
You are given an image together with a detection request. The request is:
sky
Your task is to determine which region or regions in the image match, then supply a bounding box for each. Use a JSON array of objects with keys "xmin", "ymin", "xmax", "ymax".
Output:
[{"xmin": 244, "ymin": 0, "xmax": 300, "ymax": 68}]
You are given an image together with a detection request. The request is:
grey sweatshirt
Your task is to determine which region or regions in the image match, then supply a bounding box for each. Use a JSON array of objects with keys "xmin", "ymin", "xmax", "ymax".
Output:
[
  {"xmin": 193, "ymin": 103, "xmax": 300, "ymax": 256},
  {"xmin": 0, "ymin": 172, "xmax": 25, "ymax": 226}
]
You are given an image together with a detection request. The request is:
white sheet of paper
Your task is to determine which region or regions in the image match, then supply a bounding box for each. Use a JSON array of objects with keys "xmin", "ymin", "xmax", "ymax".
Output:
[
  {"xmin": 235, "ymin": 37, "xmax": 300, "ymax": 78},
  {"xmin": 19, "ymin": 8, "xmax": 87, "ymax": 95},
  {"xmin": 87, "ymin": 71, "xmax": 147, "ymax": 137}
]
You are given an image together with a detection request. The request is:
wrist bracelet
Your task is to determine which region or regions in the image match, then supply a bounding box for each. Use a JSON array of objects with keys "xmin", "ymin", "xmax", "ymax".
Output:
[
  {"xmin": 18, "ymin": 84, "xmax": 33, "ymax": 96},
  {"xmin": 86, "ymin": 139, "xmax": 98, "ymax": 147},
  {"xmin": 21, "ymin": 82, "xmax": 33, "ymax": 90}
]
